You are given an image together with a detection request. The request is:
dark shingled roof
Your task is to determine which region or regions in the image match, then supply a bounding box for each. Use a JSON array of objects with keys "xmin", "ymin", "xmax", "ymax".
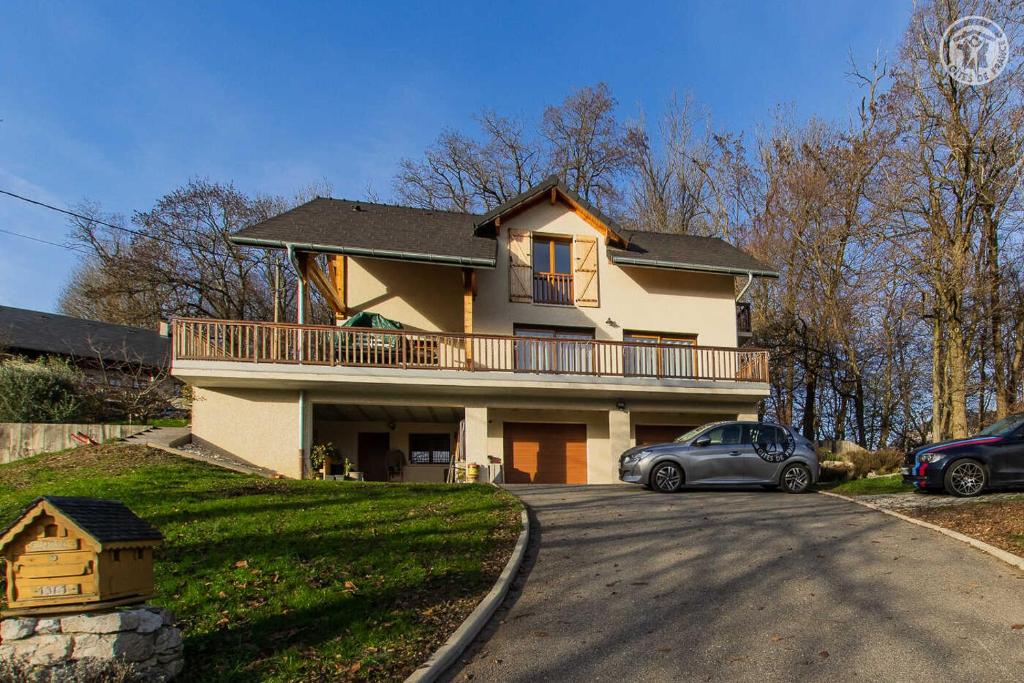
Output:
[
  {"xmin": 231, "ymin": 179, "xmax": 776, "ymax": 278},
  {"xmin": 609, "ymin": 231, "xmax": 778, "ymax": 278},
  {"xmin": 0, "ymin": 306, "xmax": 171, "ymax": 368},
  {"xmin": 1, "ymin": 496, "xmax": 163, "ymax": 545},
  {"xmin": 231, "ymin": 197, "xmax": 496, "ymax": 266}
]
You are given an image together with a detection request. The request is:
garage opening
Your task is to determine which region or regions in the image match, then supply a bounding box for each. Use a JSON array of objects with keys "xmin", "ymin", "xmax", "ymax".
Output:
[
  {"xmin": 504, "ymin": 422, "xmax": 587, "ymax": 484},
  {"xmin": 635, "ymin": 424, "xmax": 696, "ymax": 446}
]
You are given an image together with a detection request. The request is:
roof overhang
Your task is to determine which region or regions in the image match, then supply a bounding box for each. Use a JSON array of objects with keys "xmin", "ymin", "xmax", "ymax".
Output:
[
  {"xmin": 230, "ymin": 236, "xmax": 496, "ymax": 269},
  {"xmin": 609, "ymin": 255, "xmax": 780, "ymax": 279},
  {"xmin": 474, "ymin": 175, "xmax": 629, "ymax": 248}
]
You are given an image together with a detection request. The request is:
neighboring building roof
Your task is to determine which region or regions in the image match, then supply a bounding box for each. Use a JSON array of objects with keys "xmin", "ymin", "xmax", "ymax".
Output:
[
  {"xmin": 609, "ymin": 231, "xmax": 778, "ymax": 278},
  {"xmin": 0, "ymin": 306, "xmax": 170, "ymax": 368},
  {"xmin": 230, "ymin": 179, "xmax": 777, "ymax": 278},
  {"xmin": 0, "ymin": 496, "xmax": 164, "ymax": 547},
  {"xmin": 231, "ymin": 197, "xmax": 497, "ymax": 267}
]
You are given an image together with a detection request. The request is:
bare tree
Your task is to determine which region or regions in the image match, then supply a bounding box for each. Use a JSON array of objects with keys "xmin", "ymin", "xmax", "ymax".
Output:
[{"xmin": 60, "ymin": 180, "xmax": 302, "ymax": 328}]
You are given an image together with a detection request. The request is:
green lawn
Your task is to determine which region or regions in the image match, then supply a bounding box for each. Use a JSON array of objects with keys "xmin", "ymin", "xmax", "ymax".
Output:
[
  {"xmin": 0, "ymin": 445, "xmax": 522, "ymax": 681},
  {"xmin": 827, "ymin": 473, "xmax": 913, "ymax": 496},
  {"xmin": 147, "ymin": 417, "xmax": 190, "ymax": 428}
]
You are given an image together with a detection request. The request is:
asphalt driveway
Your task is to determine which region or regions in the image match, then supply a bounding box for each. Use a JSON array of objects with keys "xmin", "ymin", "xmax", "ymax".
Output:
[{"xmin": 446, "ymin": 485, "xmax": 1024, "ymax": 682}]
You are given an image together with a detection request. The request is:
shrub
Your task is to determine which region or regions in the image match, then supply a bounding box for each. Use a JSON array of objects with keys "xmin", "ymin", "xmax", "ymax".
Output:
[
  {"xmin": 0, "ymin": 357, "xmax": 95, "ymax": 423},
  {"xmin": 309, "ymin": 441, "xmax": 338, "ymax": 474},
  {"xmin": 816, "ymin": 449, "xmax": 841, "ymax": 462},
  {"xmin": 847, "ymin": 448, "xmax": 904, "ymax": 479}
]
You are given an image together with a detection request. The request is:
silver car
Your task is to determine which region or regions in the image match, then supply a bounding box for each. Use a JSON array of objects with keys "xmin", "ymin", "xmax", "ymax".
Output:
[{"xmin": 619, "ymin": 421, "xmax": 819, "ymax": 493}]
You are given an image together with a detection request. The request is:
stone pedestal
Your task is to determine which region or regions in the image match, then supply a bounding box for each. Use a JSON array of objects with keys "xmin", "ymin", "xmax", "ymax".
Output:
[{"xmin": 0, "ymin": 605, "xmax": 183, "ymax": 681}]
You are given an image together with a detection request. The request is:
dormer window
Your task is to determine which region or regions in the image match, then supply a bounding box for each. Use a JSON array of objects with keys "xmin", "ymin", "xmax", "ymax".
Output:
[
  {"xmin": 509, "ymin": 230, "xmax": 599, "ymax": 307},
  {"xmin": 532, "ymin": 236, "xmax": 573, "ymax": 305}
]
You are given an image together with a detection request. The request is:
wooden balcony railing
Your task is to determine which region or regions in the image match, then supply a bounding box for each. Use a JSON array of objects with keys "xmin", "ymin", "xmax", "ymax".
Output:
[
  {"xmin": 533, "ymin": 272, "xmax": 574, "ymax": 305},
  {"xmin": 172, "ymin": 318, "xmax": 770, "ymax": 383}
]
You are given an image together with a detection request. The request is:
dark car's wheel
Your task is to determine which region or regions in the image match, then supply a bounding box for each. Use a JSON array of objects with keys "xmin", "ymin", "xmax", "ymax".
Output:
[
  {"xmin": 780, "ymin": 463, "xmax": 811, "ymax": 493},
  {"xmin": 944, "ymin": 458, "xmax": 987, "ymax": 497},
  {"xmin": 651, "ymin": 462, "xmax": 683, "ymax": 493}
]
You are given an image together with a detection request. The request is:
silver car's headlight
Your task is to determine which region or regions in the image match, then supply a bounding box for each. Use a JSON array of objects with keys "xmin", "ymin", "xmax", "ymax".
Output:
[
  {"xmin": 624, "ymin": 450, "xmax": 653, "ymax": 463},
  {"xmin": 919, "ymin": 452, "xmax": 945, "ymax": 463}
]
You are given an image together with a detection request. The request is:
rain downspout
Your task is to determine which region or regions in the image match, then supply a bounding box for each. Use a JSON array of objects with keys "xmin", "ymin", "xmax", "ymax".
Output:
[
  {"xmin": 286, "ymin": 244, "xmax": 309, "ymax": 477},
  {"xmin": 736, "ymin": 271, "xmax": 754, "ymax": 302}
]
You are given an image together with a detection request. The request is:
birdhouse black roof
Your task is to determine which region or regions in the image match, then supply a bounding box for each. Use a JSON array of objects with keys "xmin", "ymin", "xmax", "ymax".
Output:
[{"xmin": 0, "ymin": 496, "xmax": 163, "ymax": 546}]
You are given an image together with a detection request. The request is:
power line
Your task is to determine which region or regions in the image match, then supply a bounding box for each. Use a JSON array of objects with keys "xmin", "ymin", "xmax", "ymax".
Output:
[
  {"xmin": 0, "ymin": 226, "xmax": 92, "ymax": 255},
  {"xmin": 0, "ymin": 188, "xmax": 238, "ymax": 258}
]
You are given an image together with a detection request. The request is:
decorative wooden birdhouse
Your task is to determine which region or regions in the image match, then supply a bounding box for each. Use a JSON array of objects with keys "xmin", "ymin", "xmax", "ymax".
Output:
[{"xmin": 0, "ymin": 497, "xmax": 163, "ymax": 616}]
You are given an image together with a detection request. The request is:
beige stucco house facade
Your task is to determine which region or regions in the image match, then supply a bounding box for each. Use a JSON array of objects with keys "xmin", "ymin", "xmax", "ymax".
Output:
[{"xmin": 173, "ymin": 177, "xmax": 776, "ymax": 484}]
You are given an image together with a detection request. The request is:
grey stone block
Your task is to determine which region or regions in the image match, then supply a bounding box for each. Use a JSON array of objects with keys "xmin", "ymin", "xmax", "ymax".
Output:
[
  {"xmin": 1, "ymin": 617, "xmax": 37, "ymax": 640},
  {"xmin": 135, "ymin": 609, "xmax": 165, "ymax": 634},
  {"xmin": 34, "ymin": 618, "xmax": 62, "ymax": 634},
  {"xmin": 62, "ymin": 610, "xmax": 139, "ymax": 634},
  {"xmin": 27, "ymin": 634, "xmax": 73, "ymax": 667}
]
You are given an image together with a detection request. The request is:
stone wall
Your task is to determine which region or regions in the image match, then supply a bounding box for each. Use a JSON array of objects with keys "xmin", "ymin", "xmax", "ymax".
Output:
[{"xmin": 0, "ymin": 606, "xmax": 183, "ymax": 681}]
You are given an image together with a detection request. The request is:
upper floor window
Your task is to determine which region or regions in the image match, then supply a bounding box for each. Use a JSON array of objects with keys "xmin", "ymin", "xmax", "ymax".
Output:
[
  {"xmin": 532, "ymin": 237, "xmax": 573, "ymax": 305},
  {"xmin": 509, "ymin": 230, "xmax": 599, "ymax": 307}
]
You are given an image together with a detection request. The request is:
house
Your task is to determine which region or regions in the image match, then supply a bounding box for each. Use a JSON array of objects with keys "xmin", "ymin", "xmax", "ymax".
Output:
[
  {"xmin": 0, "ymin": 305, "xmax": 171, "ymax": 378},
  {"xmin": 173, "ymin": 176, "xmax": 777, "ymax": 484}
]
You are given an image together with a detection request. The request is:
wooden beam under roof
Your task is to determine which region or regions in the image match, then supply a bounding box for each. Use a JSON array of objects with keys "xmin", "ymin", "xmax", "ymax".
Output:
[{"xmin": 297, "ymin": 251, "xmax": 348, "ymax": 319}]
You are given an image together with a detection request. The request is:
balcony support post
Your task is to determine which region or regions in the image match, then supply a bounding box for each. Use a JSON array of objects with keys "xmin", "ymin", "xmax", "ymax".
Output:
[
  {"xmin": 608, "ymin": 407, "xmax": 631, "ymax": 483},
  {"xmin": 462, "ymin": 269, "xmax": 477, "ymax": 369},
  {"xmin": 464, "ymin": 405, "xmax": 489, "ymax": 479}
]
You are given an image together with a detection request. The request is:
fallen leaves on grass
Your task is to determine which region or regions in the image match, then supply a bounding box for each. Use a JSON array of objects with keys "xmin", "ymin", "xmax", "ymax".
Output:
[{"xmin": 913, "ymin": 500, "xmax": 1024, "ymax": 556}]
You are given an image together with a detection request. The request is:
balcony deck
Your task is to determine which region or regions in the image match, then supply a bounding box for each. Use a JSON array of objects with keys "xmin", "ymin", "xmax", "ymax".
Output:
[{"xmin": 172, "ymin": 318, "xmax": 769, "ymax": 384}]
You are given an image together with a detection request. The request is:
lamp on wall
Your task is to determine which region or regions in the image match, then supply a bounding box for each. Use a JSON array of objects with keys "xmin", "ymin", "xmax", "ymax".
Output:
[
  {"xmin": 606, "ymin": 318, "xmax": 619, "ymax": 328},
  {"xmin": 616, "ymin": 399, "xmax": 626, "ymax": 411}
]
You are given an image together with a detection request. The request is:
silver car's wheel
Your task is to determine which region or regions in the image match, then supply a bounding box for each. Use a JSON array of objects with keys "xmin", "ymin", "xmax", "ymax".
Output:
[
  {"xmin": 651, "ymin": 462, "xmax": 683, "ymax": 493},
  {"xmin": 780, "ymin": 463, "xmax": 811, "ymax": 493},
  {"xmin": 945, "ymin": 459, "xmax": 986, "ymax": 497}
]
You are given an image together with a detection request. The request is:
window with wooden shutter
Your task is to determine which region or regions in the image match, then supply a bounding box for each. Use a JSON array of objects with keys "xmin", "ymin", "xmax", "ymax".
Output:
[
  {"xmin": 509, "ymin": 230, "xmax": 533, "ymax": 302},
  {"xmin": 573, "ymin": 235, "xmax": 599, "ymax": 307}
]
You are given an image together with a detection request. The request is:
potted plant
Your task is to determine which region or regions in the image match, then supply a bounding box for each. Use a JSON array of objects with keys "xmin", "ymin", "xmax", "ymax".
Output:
[
  {"xmin": 310, "ymin": 442, "xmax": 338, "ymax": 479},
  {"xmin": 344, "ymin": 457, "xmax": 363, "ymax": 481}
]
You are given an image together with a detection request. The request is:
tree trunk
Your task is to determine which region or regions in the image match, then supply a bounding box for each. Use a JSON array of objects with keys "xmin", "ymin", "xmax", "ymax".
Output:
[
  {"xmin": 985, "ymin": 209, "xmax": 1009, "ymax": 419},
  {"xmin": 802, "ymin": 370, "xmax": 817, "ymax": 441}
]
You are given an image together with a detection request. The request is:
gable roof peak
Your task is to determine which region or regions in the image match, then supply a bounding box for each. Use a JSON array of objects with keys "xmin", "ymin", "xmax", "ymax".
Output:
[{"xmin": 474, "ymin": 176, "xmax": 627, "ymax": 246}]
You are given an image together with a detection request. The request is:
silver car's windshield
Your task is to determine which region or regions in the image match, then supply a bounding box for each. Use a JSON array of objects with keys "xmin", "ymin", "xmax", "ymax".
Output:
[{"xmin": 675, "ymin": 425, "xmax": 714, "ymax": 442}]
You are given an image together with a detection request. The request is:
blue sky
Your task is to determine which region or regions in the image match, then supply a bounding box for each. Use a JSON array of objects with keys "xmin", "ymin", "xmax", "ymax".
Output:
[{"xmin": 0, "ymin": 1, "xmax": 911, "ymax": 314}]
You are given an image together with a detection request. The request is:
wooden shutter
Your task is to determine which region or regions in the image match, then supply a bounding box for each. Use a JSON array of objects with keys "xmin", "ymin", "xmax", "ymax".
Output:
[
  {"xmin": 573, "ymin": 235, "xmax": 599, "ymax": 307},
  {"xmin": 509, "ymin": 230, "xmax": 533, "ymax": 302}
]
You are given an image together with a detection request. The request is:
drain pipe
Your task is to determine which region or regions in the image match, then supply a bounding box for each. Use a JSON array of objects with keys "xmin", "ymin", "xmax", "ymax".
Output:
[
  {"xmin": 298, "ymin": 389, "xmax": 308, "ymax": 478},
  {"xmin": 736, "ymin": 271, "xmax": 754, "ymax": 302},
  {"xmin": 286, "ymin": 244, "xmax": 306, "ymax": 324},
  {"xmin": 287, "ymin": 244, "xmax": 309, "ymax": 477}
]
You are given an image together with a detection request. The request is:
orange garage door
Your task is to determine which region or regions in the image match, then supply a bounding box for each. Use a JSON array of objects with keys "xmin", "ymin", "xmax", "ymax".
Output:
[
  {"xmin": 635, "ymin": 425, "xmax": 696, "ymax": 446},
  {"xmin": 504, "ymin": 423, "xmax": 587, "ymax": 484}
]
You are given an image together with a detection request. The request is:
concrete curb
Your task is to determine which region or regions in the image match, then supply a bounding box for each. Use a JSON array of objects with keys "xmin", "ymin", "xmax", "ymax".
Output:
[
  {"xmin": 818, "ymin": 490, "xmax": 1024, "ymax": 572},
  {"xmin": 405, "ymin": 506, "xmax": 530, "ymax": 683}
]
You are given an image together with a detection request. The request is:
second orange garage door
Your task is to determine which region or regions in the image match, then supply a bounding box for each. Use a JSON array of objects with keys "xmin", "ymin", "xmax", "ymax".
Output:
[{"xmin": 503, "ymin": 423, "xmax": 588, "ymax": 484}]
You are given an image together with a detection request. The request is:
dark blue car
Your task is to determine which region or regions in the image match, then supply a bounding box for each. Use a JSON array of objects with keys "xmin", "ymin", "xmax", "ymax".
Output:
[{"xmin": 903, "ymin": 414, "xmax": 1024, "ymax": 496}]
